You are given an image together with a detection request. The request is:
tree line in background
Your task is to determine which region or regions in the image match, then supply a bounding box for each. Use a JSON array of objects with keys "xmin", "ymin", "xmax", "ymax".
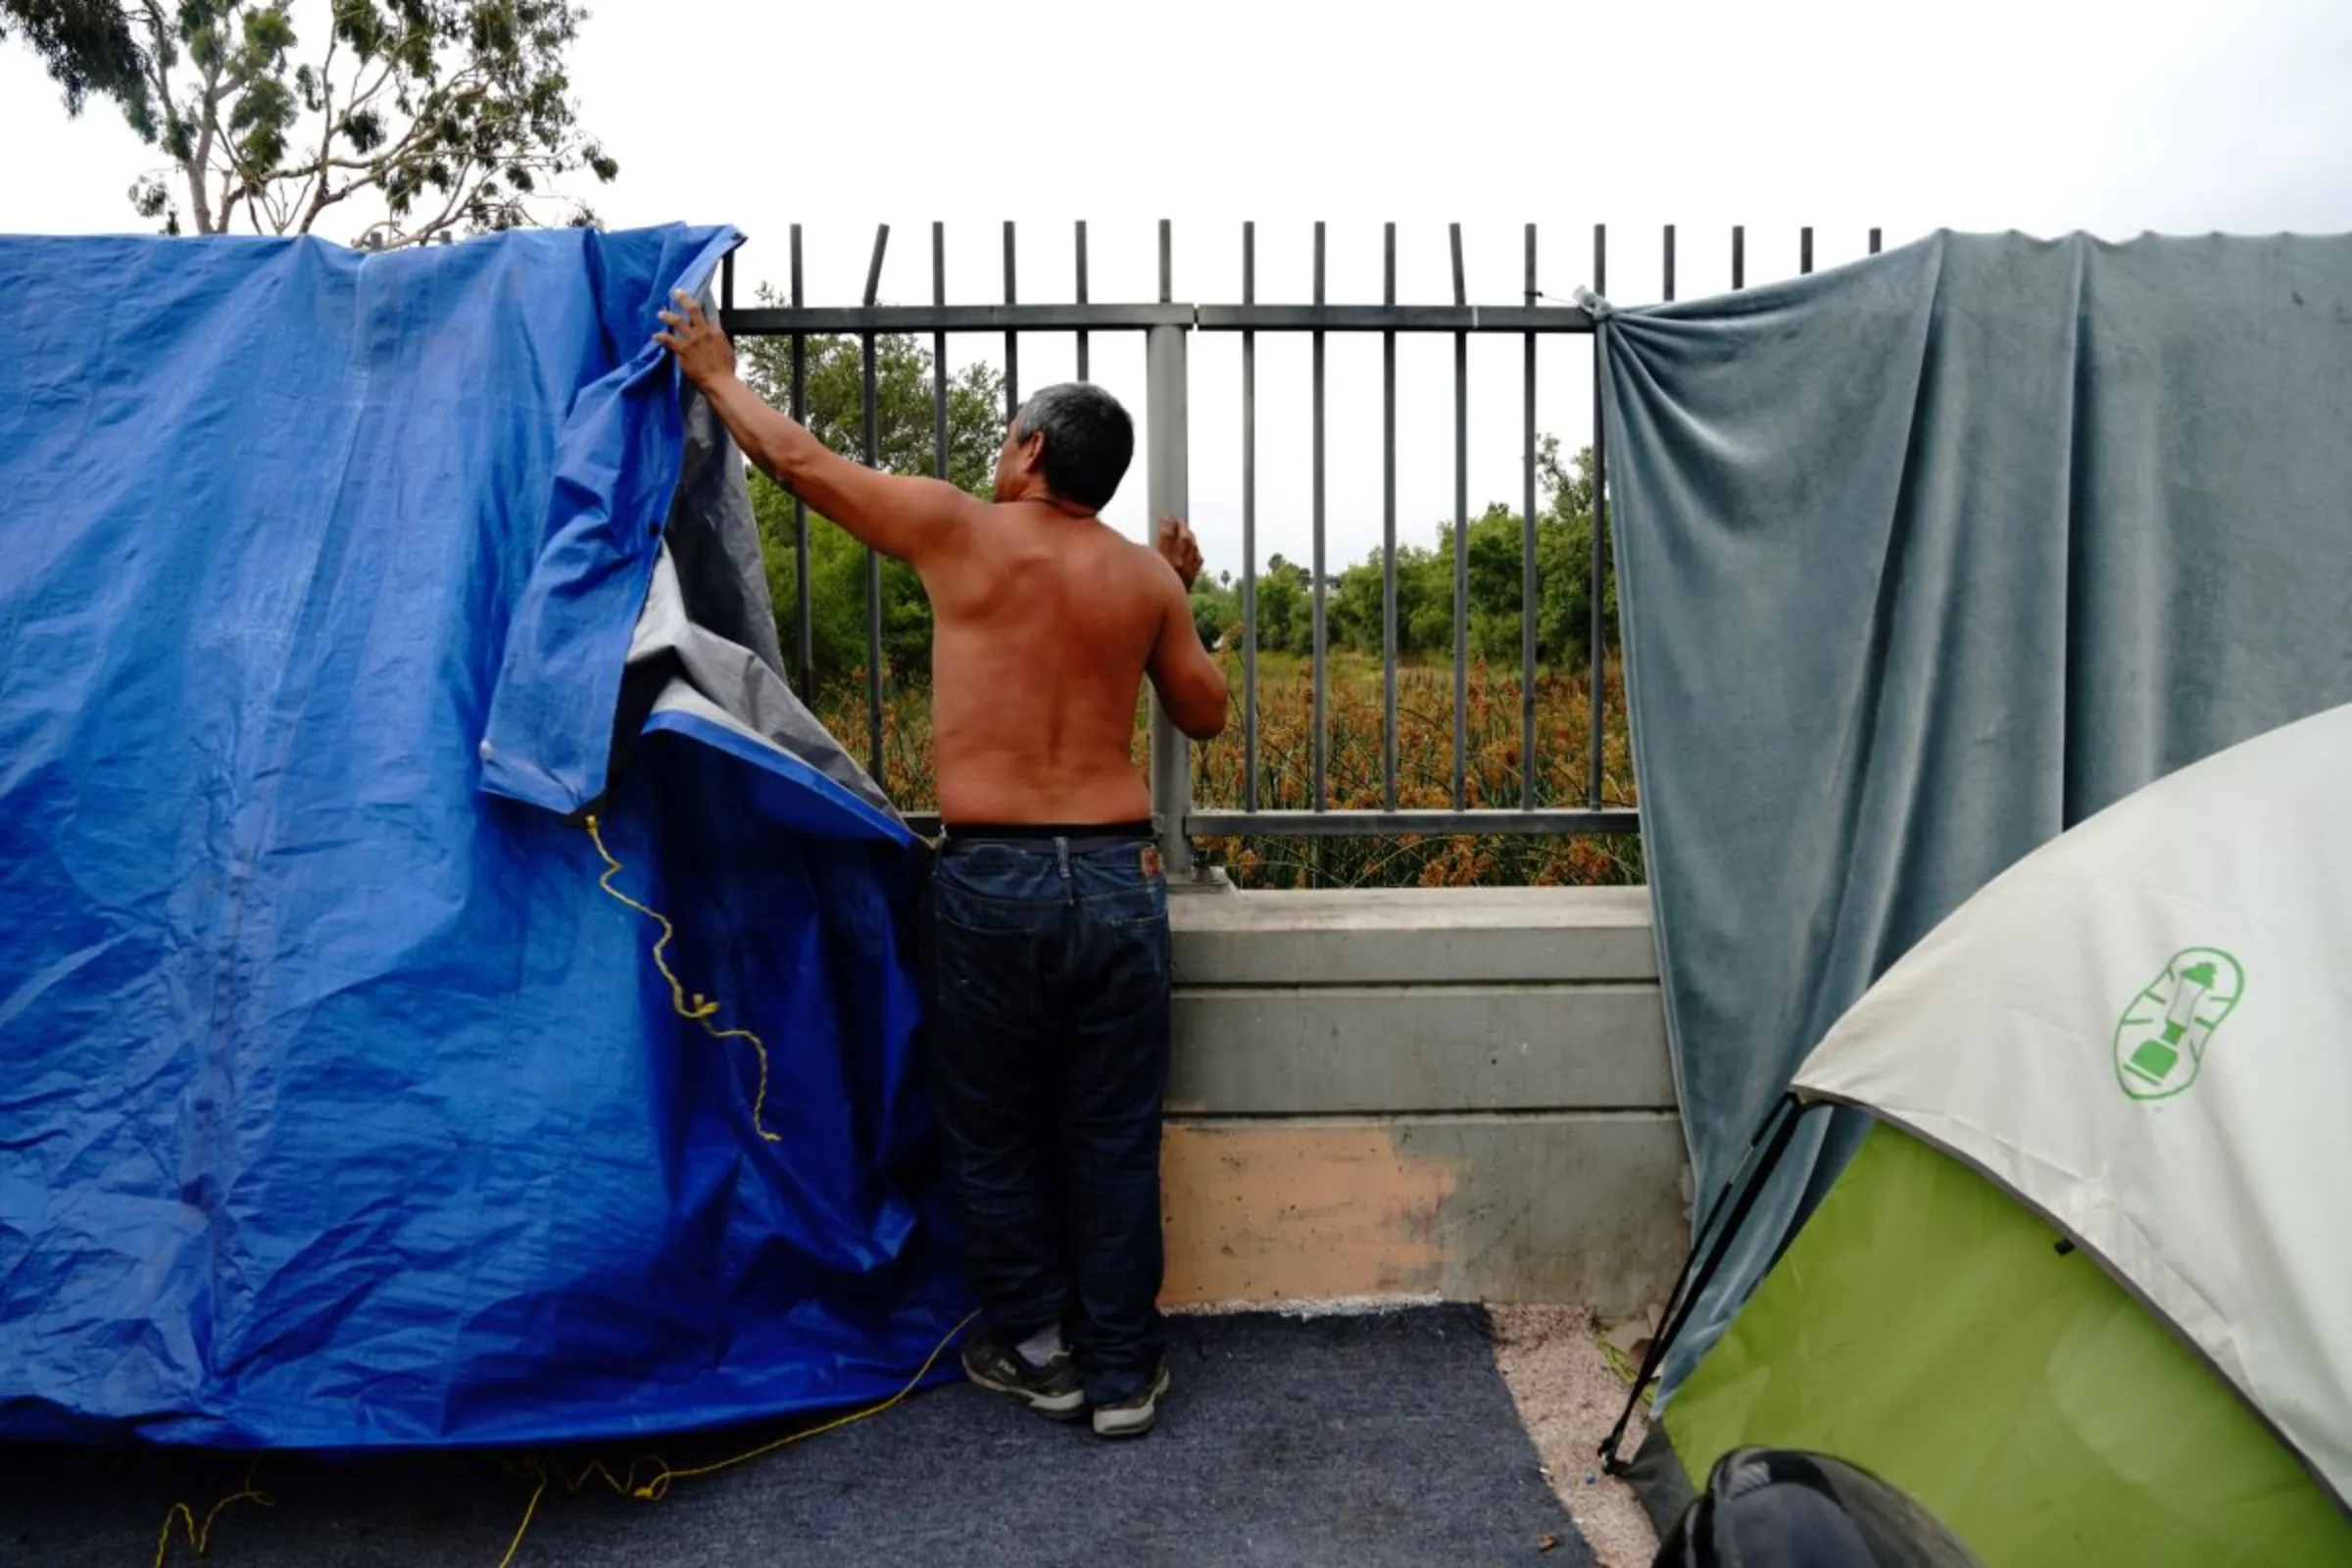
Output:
[
  {"xmin": 740, "ymin": 324, "xmax": 1619, "ymax": 690},
  {"xmin": 1183, "ymin": 432, "xmax": 1614, "ymax": 670}
]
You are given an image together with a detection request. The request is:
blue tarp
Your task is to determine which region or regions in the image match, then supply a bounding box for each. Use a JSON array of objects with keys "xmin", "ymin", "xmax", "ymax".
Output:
[
  {"xmin": 1595, "ymin": 231, "xmax": 2352, "ymax": 1407},
  {"xmin": 0, "ymin": 225, "xmax": 969, "ymax": 1448}
]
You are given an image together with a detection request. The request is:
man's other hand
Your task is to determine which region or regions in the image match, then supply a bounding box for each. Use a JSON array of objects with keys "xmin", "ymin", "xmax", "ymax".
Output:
[
  {"xmin": 1156, "ymin": 515, "xmax": 1202, "ymax": 590},
  {"xmin": 655, "ymin": 290, "xmax": 736, "ymax": 391}
]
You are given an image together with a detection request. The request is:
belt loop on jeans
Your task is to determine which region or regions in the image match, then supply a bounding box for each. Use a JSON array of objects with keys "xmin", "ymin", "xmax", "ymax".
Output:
[{"xmin": 1054, "ymin": 836, "xmax": 1072, "ymax": 881}]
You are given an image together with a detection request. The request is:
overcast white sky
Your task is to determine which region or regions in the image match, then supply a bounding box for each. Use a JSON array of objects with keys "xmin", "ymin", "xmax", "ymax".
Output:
[{"xmin": 6, "ymin": 0, "xmax": 2350, "ymax": 576}]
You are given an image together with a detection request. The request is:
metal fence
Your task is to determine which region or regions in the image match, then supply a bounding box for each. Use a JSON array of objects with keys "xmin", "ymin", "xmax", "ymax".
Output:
[{"xmin": 720, "ymin": 220, "xmax": 1882, "ymax": 875}]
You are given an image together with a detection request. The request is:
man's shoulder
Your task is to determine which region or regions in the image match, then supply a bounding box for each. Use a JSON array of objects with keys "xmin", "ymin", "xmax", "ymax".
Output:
[
  {"xmin": 1114, "ymin": 532, "xmax": 1187, "ymax": 606},
  {"xmin": 1086, "ymin": 523, "xmax": 1174, "ymax": 577}
]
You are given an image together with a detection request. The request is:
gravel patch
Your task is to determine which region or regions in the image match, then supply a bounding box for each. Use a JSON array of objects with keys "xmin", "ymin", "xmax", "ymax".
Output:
[{"xmin": 1492, "ymin": 1304, "xmax": 1660, "ymax": 1568}]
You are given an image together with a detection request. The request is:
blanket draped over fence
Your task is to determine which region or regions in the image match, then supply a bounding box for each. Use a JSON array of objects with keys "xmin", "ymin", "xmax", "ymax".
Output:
[{"xmin": 1596, "ymin": 230, "xmax": 2352, "ymax": 1400}]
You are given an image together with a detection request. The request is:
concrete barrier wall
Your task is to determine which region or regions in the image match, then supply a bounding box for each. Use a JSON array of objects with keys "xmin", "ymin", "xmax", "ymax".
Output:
[{"xmin": 1160, "ymin": 886, "xmax": 1685, "ymax": 1318}]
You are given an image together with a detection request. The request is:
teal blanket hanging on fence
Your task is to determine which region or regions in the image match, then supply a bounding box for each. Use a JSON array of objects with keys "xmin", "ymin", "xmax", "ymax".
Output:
[{"xmin": 1594, "ymin": 230, "xmax": 2352, "ymax": 1399}]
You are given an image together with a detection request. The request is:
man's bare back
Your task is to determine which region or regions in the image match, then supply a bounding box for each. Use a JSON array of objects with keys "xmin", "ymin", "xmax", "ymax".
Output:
[
  {"xmin": 922, "ymin": 504, "xmax": 1187, "ymax": 825},
  {"xmin": 656, "ymin": 294, "xmax": 1227, "ymax": 825}
]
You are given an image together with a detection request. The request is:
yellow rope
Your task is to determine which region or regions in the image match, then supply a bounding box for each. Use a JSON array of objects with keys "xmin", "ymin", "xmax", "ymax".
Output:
[
  {"xmin": 492, "ymin": 1468, "xmax": 552, "ymax": 1568},
  {"xmin": 153, "ymin": 1461, "xmax": 273, "ymax": 1568},
  {"xmin": 583, "ymin": 813, "xmax": 780, "ymax": 1143},
  {"xmin": 494, "ymin": 1307, "xmax": 977, "ymax": 1563},
  {"xmin": 173, "ymin": 817, "xmax": 968, "ymax": 1568},
  {"xmin": 479, "ymin": 820, "xmax": 979, "ymax": 1562}
]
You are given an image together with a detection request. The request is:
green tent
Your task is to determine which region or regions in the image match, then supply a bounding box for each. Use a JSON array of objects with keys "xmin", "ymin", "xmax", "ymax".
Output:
[{"xmin": 1618, "ymin": 705, "xmax": 2352, "ymax": 1565}]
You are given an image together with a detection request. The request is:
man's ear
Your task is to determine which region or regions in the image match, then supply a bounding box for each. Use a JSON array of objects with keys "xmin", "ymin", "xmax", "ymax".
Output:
[{"xmin": 1018, "ymin": 429, "xmax": 1047, "ymax": 473}]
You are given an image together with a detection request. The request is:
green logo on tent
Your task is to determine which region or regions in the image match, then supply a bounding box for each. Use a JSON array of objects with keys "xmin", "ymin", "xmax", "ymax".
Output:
[{"xmin": 2113, "ymin": 948, "xmax": 2243, "ymax": 1101}]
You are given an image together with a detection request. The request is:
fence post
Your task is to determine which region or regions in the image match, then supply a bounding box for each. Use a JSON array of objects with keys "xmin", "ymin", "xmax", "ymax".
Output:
[{"xmin": 1145, "ymin": 321, "xmax": 1196, "ymax": 879}]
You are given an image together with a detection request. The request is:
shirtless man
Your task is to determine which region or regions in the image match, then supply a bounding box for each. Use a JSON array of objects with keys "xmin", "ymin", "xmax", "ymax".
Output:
[{"xmin": 657, "ymin": 292, "xmax": 1227, "ymax": 1439}]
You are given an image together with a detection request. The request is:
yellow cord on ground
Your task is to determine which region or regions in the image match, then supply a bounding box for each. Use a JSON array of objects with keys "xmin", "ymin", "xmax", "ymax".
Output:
[
  {"xmin": 583, "ymin": 813, "xmax": 781, "ymax": 1143},
  {"xmin": 493, "ymin": 1469, "xmax": 553, "ymax": 1568},
  {"xmin": 158, "ymin": 817, "xmax": 962, "ymax": 1568},
  {"xmin": 153, "ymin": 1462, "xmax": 273, "ymax": 1568},
  {"xmin": 495, "ymin": 1307, "xmax": 978, "ymax": 1566}
]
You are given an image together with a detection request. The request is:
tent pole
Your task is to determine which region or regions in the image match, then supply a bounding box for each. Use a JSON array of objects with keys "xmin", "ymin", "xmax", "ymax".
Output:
[{"xmin": 1600, "ymin": 1094, "xmax": 1815, "ymax": 1471}]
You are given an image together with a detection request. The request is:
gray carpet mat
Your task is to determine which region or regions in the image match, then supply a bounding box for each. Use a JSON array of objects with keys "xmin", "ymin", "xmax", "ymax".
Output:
[{"xmin": 4, "ymin": 1305, "xmax": 1591, "ymax": 1567}]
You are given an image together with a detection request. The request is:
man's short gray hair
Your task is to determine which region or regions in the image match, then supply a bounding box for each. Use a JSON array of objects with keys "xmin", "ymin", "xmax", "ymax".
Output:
[{"xmin": 1011, "ymin": 383, "xmax": 1135, "ymax": 512}]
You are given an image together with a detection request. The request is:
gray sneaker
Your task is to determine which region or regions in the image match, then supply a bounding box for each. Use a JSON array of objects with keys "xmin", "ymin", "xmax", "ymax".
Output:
[
  {"xmin": 961, "ymin": 1332, "xmax": 1086, "ymax": 1421},
  {"xmin": 1090, "ymin": 1362, "xmax": 1172, "ymax": 1439}
]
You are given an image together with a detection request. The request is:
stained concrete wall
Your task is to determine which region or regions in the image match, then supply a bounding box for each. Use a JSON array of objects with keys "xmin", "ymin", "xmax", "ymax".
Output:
[{"xmin": 1160, "ymin": 886, "xmax": 1686, "ymax": 1319}]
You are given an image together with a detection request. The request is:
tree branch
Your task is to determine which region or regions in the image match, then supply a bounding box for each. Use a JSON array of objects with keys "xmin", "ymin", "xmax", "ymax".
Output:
[
  {"xmin": 342, "ymin": 55, "xmax": 396, "ymax": 118},
  {"xmin": 326, "ymin": 59, "xmax": 488, "ymax": 182},
  {"xmin": 214, "ymin": 149, "xmax": 236, "ymax": 231},
  {"xmin": 306, "ymin": 178, "xmax": 357, "ymax": 223},
  {"xmin": 393, "ymin": 148, "xmax": 490, "ymax": 247},
  {"xmin": 182, "ymin": 16, "xmax": 231, "ymax": 232},
  {"xmin": 297, "ymin": 24, "xmax": 340, "ymax": 231},
  {"xmin": 311, "ymin": 52, "xmax": 398, "ymax": 172},
  {"xmin": 209, "ymin": 99, "xmax": 287, "ymax": 233},
  {"xmin": 200, "ymin": 72, "xmax": 227, "ymax": 229},
  {"xmin": 252, "ymin": 170, "xmax": 290, "ymax": 234},
  {"xmin": 134, "ymin": 8, "xmax": 174, "ymax": 133},
  {"xmin": 129, "ymin": 2, "xmax": 203, "ymax": 232},
  {"xmin": 133, "ymin": 1, "xmax": 170, "ymax": 106}
]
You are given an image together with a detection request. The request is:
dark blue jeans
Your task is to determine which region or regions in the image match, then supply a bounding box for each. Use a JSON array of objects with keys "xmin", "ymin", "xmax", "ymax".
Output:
[{"xmin": 923, "ymin": 834, "xmax": 1172, "ymax": 1404}]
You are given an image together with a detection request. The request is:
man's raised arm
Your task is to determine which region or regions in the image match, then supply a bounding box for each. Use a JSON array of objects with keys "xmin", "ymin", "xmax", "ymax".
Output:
[
  {"xmin": 656, "ymin": 292, "xmax": 976, "ymax": 565},
  {"xmin": 1145, "ymin": 517, "xmax": 1229, "ymax": 741}
]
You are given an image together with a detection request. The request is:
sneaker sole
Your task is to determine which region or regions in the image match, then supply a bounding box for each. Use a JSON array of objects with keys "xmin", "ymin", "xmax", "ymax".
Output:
[
  {"xmin": 1091, "ymin": 1366, "xmax": 1173, "ymax": 1440},
  {"xmin": 963, "ymin": 1364, "xmax": 1087, "ymax": 1421}
]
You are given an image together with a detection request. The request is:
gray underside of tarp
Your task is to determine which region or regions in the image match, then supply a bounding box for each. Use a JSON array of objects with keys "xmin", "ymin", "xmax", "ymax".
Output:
[
  {"xmin": 1594, "ymin": 229, "xmax": 2352, "ymax": 1403},
  {"xmin": 612, "ymin": 330, "xmax": 897, "ymax": 822}
]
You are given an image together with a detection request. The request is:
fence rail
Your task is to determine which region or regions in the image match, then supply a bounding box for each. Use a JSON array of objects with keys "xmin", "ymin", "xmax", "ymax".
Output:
[{"xmin": 720, "ymin": 220, "xmax": 1882, "ymax": 875}]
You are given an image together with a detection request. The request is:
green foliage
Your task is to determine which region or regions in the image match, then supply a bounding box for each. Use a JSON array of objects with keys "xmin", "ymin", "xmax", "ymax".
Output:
[
  {"xmin": 1350, "ymin": 436, "xmax": 1614, "ymax": 669},
  {"xmin": 736, "ymin": 292, "xmax": 1008, "ymax": 494},
  {"xmin": 1188, "ymin": 586, "xmax": 1230, "ymax": 649},
  {"xmin": 0, "ymin": 0, "xmax": 141, "ymax": 114},
  {"xmin": 1174, "ymin": 439, "xmax": 1618, "ymax": 671},
  {"xmin": 1253, "ymin": 561, "xmax": 1309, "ymax": 655},
  {"xmin": 3, "ymin": 0, "xmax": 615, "ymax": 241},
  {"xmin": 738, "ymin": 310, "xmax": 1007, "ymax": 691}
]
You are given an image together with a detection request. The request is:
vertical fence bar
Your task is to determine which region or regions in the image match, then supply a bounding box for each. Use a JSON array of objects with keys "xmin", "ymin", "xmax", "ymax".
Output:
[
  {"xmin": 1870, "ymin": 226, "xmax": 1884, "ymax": 256},
  {"xmin": 1588, "ymin": 222, "xmax": 1609, "ymax": 811},
  {"xmin": 1311, "ymin": 220, "xmax": 1328, "ymax": 813},
  {"xmin": 932, "ymin": 222, "xmax": 949, "ymax": 479},
  {"xmin": 1663, "ymin": 222, "xmax": 1676, "ymax": 303},
  {"xmin": 1382, "ymin": 221, "xmax": 1398, "ymax": 811},
  {"xmin": 1521, "ymin": 222, "xmax": 1538, "ymax": 811},
  {"xmin": 860, "ymin": 223, "xmax": 889, "ymax": 782},
  {"xmin": 1003, "ymin": 221, "xmax": 1018, "ymax": 421},
  {"xmin": 1146, "ymin": 267, "xmax": 1194, "ymax": 876},
  {"xmin": 1733, "ymin": 224, "xmax": 1746, "ymax": 290},
  {"xmin": 1242, "ymin": 221, "xmax": 1259, "ymax": 814},
  {"xmin": 1450, "ymin": 222, "xmax": 1468, "ymax": 811},
  {"xmin": 860, "ymin": 220, "xmax": 890, "ymax": 308},
  {"xmin": 790, "ymin": 224, "xmax": 811, "ymax": 694},
  {"xmin": 720, "ymin": 248, "xmax": 734, "ymax": 315},
  {"xmin": 1800, "ymin": 225, "xmax": 1814, "ymax": 274},
  {"xmin": 1074, "ymin": 220, "xmax": 1091, "ymax": 382}
]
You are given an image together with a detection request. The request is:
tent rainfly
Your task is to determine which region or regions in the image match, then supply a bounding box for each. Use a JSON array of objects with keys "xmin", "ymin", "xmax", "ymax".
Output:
[{"xmin": 1613, "ymin": 703, "xmax": 2352, "ymax": 1566}]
